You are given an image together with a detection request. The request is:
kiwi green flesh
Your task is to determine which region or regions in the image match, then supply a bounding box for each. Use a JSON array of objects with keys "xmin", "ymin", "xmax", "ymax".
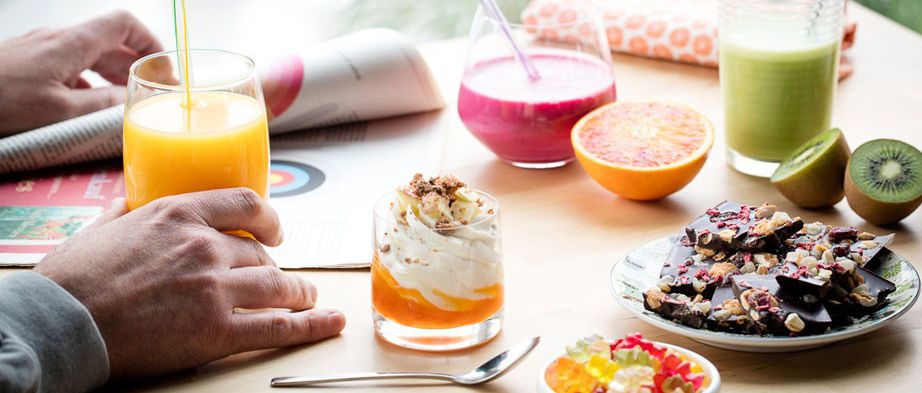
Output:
[
  {"xmin": 771, "ymin": 128, "xmax": 849, "ymax": 208},
  {"xmin": 848, "ymin": 139, "xmax": 922, "ymax": 203},
  {"xmin": 772, "ymin": 128, "xmax": 841, "ymax": 182}
]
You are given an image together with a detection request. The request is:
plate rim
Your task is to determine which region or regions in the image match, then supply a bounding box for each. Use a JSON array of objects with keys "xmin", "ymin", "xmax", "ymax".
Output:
[{"xmin": 610, "ymin": 235, "xmax": 922, "ymax": 346}]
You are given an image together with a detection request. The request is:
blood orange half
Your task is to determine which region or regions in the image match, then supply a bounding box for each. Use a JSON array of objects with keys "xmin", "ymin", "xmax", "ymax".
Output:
[{"xmin": 572, "ymin": 102, "xmax": 714, "ymax": 200}]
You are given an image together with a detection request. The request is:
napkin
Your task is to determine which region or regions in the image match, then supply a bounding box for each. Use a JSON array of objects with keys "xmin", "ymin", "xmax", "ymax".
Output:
[{"xmin": 522, "ymin": 0, "xmax": 856, "ymax": 80}]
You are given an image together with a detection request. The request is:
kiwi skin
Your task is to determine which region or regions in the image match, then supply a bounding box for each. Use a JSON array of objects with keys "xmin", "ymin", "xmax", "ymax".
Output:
[
  {"xmin": 844, "ymin": 140, "xmax": 922, "ymax": 226},
  {"xmin": 771, "ymin": 129, "xmax": 851, "ymax": 209}
]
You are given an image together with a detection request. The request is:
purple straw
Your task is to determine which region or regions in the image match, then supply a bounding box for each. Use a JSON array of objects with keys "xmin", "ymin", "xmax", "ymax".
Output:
[{"xmin": 479, "ymin": 0, "xmax": 541, "ymax": 81}]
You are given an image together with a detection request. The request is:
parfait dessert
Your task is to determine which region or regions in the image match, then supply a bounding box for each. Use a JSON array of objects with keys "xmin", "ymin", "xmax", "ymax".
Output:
[{"xmin": 372, "ymin": 174, "xmax": 503, "ymax": 350}]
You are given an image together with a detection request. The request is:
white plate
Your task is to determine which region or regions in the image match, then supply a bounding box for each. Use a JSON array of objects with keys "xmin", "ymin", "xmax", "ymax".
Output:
[
  {"xmin": 610, "ymin": 236, "xmax": 921, "ymax": 352},
  {"xmin": 536, "ymin": 340, "xmax": 721, "ymax": 393}
]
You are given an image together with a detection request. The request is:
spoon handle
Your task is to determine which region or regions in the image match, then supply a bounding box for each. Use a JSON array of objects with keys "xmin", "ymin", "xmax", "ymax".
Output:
[{"xmin": 270, "ymin": 372, "xmax": 455, "ymax": 387}]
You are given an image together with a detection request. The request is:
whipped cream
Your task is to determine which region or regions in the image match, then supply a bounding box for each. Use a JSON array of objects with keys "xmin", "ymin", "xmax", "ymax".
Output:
[{"xmin": 378, "ymin": 194, "xmax": 502, "ymax": 312}]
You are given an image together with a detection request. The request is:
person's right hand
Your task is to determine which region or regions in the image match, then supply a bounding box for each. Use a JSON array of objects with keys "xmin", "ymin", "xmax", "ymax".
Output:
[{"xmin": 35, "ymin": 188, "xmax": 346, "ymax": 378}]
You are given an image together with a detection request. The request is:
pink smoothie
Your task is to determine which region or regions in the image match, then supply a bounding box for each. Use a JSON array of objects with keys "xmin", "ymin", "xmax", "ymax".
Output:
[{"xmin": 458, "ymin": 53, "xmax": 616, "ymax": 166}]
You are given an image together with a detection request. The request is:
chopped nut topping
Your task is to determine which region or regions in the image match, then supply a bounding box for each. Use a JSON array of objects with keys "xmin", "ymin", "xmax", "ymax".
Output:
[
  {"xmin": 754, "ymin": 203, "xmax": 777, "ymax": 219},
  {"xmin": 784, "ymin": 313, "xmax": 806, "ymax": 333},
  {"xmin": 850, "ymin": 284, "xmax": 878, "ymax": 307},
  {"xmin": 709, "ymin": 262, "xmax": 737, "ymax": 278},
  {"xmin": 657, "ymin": 275, "xmax": 675, "ymax": 292},
  {"xmin": 644, "ymin": 288, "xmax": 666, "ymax": 310},
  {"xmin": 379, "ymin": 244, "xmax": 391, "ymax": 253},
  {"xmin": 722, "ymin": 299, "xmax": 745, "ymax": 315},
  {"xmin": 694, "ymin": 246, "xmax": 716, "ymax": 258},
  {"xmin": 857, "ymin": 232, "xmax": 877, "ymax": 241}
]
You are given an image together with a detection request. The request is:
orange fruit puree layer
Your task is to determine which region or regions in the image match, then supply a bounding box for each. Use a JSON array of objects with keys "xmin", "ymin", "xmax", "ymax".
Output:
[{"xmin": 371, "ymin": 255, "xmax": 503, "ymax": 329}]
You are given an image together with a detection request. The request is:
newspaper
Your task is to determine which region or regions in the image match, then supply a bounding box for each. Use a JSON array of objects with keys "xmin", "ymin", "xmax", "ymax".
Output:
[
  {"xmin": 0, "ymin": 28, "xmax": 443, "ymax": 175},
  {"xmin": 0, "ymin": 110, "xmax": 446, "ymax": 268}
]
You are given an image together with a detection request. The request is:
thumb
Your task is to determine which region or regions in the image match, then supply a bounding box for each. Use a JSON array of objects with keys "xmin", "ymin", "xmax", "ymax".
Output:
[
  {"xmin": 90, "ymin": 198, "xmax": 129, "ymax": 228},
  {"xmin": 65, "ymin": 85, "xmax": 126, "ymax": 116}
]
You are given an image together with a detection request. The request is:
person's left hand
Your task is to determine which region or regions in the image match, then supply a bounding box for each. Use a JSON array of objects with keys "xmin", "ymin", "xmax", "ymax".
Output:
[{"xmin": 0, "ymin": 10, "xmax": 163, "ymax": 136}]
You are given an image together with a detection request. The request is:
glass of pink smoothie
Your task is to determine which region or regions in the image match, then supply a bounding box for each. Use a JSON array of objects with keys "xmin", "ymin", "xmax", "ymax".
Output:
[{"xmin": 458, "ymin": 1, "xmax": 616, "ymax": 169}]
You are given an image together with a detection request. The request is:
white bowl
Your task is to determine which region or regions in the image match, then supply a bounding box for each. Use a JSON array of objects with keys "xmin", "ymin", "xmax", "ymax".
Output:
[{"xmin": 536, "ymin": 340, "xmax": 721, "ymax": 393}]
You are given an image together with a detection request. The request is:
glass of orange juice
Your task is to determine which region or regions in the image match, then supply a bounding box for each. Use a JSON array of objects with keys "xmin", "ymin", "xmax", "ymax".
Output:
[
  {"xmin": 123, "ymin": 50, "xmax": 269, "ymax": 209},
  {"xmin": 372, "ymin": 174, "xmax": 503, "ymax": 351}
]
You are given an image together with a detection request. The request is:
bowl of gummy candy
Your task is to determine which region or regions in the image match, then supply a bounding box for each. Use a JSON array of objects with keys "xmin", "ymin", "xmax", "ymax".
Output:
[{"xmin": 539, "ymin": 333, "xmax": 720, "ymax": 393}]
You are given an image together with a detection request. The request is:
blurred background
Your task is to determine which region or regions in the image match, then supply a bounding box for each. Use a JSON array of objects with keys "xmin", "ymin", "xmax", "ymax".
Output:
[{"xmin": 1, "ymin": 0, "xmax": 917, "ymax": 46}]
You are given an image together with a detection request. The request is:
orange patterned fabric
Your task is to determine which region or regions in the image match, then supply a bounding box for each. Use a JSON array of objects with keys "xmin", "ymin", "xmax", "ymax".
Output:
[{"xmin": 522, "ymin": 0, "xmax": 857, "ymax": 80}]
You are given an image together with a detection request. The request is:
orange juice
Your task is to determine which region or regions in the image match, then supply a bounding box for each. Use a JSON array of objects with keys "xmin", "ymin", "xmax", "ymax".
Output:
[{"xmin": 123, "ymin": 91, "xmax": 269, "ymax": 209}]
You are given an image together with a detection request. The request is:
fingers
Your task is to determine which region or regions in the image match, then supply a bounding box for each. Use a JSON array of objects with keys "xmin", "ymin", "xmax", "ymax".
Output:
[
  {"xmin": 64, "ymin": 85, "xmax": 126, "ymax": 115},
  {"xmin": 229, "ymin": 309, "xmax": 345, "ymax": 353},
  {"xmin": 66, "ymin": 10, "xmax": 163, "ymax": 82},
  {"xmin": 215, "ymin": 233, "xmax": 275, "ymax": 268},
  {"xmin": 224, "ymin": 267, "xmax": 316, "ymax": 309},
  {"xmin": 171, "ymin": 188, "xmax": 283, "ymax": 247},
  {"xmin": 89, "ymin": 198, "xmax": 129, "ymax": 228}
]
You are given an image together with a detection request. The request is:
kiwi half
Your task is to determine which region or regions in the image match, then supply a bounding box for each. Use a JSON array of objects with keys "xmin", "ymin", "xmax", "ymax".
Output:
[
  {"xmin": 844, "ymin": 139, "xmax": 922, "ymax": 225},
  {"xmin": 771, "ymin": 128, "xmax": 850, "ymax": 208}
]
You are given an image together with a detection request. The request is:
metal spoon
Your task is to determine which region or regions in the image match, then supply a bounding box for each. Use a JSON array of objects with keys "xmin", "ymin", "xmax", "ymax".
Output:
[{"xmin": 270, "ymin": 336, "xmax": 540, "ymax": 387}]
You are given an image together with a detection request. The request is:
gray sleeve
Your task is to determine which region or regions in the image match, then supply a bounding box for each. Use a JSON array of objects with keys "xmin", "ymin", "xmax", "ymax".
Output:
[{"xmin": 0, "ymin": 272, "xmax": 109, "ymax": 393}]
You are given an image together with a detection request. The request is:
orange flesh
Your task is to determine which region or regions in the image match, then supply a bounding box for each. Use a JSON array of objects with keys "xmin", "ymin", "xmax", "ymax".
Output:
[
  {"xmin": 371, "ymin": 254, "xmax": 503, "ymax": 329},
  {"xmin": 577, "ymin": 102, "xmax": 709, "ymax": 168}
]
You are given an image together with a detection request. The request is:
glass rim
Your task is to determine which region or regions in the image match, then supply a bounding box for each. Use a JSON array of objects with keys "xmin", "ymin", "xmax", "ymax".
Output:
[
  {"xmin": 128, "ymin": 49, "xmax": 256, "ymax": 93},
  {"xmin": 373, "ymin": 189, "xmax": 500, "ymax": 231}
]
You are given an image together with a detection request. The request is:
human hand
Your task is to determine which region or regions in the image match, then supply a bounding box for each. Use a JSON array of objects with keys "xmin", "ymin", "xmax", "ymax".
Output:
[
  {"xmin": 0, "ymin": 10, "xmax": 163, "ymax": 136},
  {"xmin": 35, "ymin": 188, "xmax": 346, "ymax": 378}
]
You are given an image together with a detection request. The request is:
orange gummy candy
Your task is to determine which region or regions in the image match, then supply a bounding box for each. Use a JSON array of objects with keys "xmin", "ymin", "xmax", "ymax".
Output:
[{"xmin": 545, "ymin": 356, "xmax": 601, "ymax": 393}]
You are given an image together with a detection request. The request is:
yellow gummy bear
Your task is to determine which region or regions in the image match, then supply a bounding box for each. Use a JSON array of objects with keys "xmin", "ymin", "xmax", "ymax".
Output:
[{"xmin": 586, "ymin": 354, "xmax": 621, "ymax": 385}]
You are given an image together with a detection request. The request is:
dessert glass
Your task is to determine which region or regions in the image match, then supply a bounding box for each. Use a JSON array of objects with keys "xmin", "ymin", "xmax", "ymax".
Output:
[{"xmin": 371, "ymin": 190, "xmax": 503, "ymax": 351}]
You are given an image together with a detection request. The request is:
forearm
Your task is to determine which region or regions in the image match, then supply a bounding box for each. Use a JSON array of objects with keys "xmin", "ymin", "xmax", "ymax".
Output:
[{"xmin": 0, "ymin": 272, "xmax": 109, "ymax": 393}]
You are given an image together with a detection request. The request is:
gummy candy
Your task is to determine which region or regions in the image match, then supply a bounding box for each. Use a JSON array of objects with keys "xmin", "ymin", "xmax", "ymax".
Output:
[
  {"xmin": 546, "ymin": 356, "xmax": 600, "ymax": 393},
  {"xmin": 608, "ymin": 365, "xmax": 656, "ymax": 393},
  {"xmin": 585, "ymin": 354, "xmax": 621, "ymax": 384}
]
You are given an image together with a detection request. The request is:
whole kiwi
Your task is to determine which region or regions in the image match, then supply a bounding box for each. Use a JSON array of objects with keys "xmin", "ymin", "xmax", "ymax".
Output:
[{"xmin": 844, "ymin": 139, "xmax": 922, "ymax": 225}]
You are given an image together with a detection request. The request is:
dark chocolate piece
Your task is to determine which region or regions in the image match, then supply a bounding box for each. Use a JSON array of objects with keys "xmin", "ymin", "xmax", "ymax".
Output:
[
  {"xmin": 731, "ymin": 275, "xmax": 832, "ymax": 336},
  {"xmin": 776, "ymin": 262, "xmax": 831, "ymax": 300},
  {"xmin": 685, "ymin": 201, "xmax": 803, "ymax": 254},
  {"xmin": 706, "ymin": 286, "xmax": 749, "ymax": 333},
  {"xmin": 642, "ymin": 288, "xmax": 707, "ymax": 329},
  {"xmin": 659, "ymin": 242, "xmax": 733, "ymax": 298}
]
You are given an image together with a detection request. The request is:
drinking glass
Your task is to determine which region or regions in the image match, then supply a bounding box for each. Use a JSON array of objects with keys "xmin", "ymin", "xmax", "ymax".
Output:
[
  {"xmin": 123, "ymin": 50, "xmax": 269, "ymax": 209},
  {"xmin": 720, "ymin": 0, "xmax": 845, "ymax": 177},
  {"xmin": 371, "ymin": 191, "xmax": 503, "ymax": 351},
  {"xmin": 458, "ymin": 0, "xmax": 616, "ymax": 169}
]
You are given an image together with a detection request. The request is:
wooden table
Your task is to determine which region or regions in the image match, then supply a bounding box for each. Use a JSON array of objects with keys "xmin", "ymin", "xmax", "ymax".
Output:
[{"xmin": 2, "ymin": 2, "xmax": 922, "ymax": 392}]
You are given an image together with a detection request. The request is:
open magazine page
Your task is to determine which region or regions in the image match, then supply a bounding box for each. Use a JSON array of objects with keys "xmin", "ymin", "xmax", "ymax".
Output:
[
  {"xmin": 267, "ymin": 110, "xmax": 445, "ymax": 268},
  {"xmin": 0, "ymin": 109, "xmax": 445, "ymax": 268},
  {"xmin": 0, "ymin": 28, "xmax": 443, "ymax": 175},
  {"xmin": 0, "ymin": 164, "xmax": 124, "ymax": 266}
]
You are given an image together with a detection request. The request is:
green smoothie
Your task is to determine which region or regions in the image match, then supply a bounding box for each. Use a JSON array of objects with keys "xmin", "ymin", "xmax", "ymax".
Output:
[{"xmin": 721, "ymin": 39, "xmax": 840, "ymax": 162}]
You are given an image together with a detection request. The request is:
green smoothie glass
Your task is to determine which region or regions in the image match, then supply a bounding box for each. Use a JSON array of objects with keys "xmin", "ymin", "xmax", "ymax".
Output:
[{"xmin": 719, "ymin": 0, "xmax": 845, "ymax": 177}]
